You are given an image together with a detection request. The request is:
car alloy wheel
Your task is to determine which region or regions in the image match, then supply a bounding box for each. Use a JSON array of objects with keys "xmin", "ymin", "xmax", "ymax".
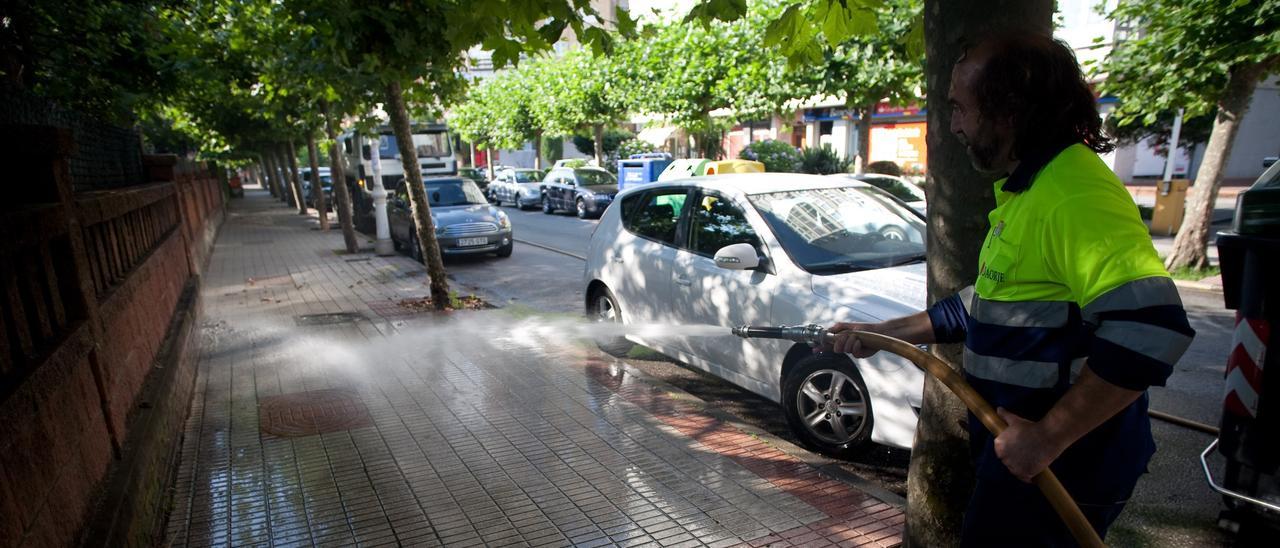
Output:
[
  {"xmin": 782, "ymin": 354, "xmax": 872, "ymax": 457},
  {"xmin": 542, "ymin": 196, "xmax": 554, "ymax": 214},
  {"xmin": 587, "ymin": 286, "xmax": 634, "ymax": 356},
  {"xmin": 576, "ymin": 198, "xmax": 588, "ymax": 219}
]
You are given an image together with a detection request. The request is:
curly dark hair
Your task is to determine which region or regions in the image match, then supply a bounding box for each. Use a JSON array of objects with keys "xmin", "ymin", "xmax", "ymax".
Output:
[{"xmin": 963, "ymin": 31, "xmax": 1114, "ymax": 158}]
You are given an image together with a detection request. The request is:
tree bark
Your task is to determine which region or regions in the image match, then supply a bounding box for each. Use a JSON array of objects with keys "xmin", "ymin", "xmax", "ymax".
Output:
[
  {"xmin": 857, "ymin": 104, "xmax": 874, "ymax": 173},
  {"xmin": 534, "ymin": 130, "xmax": 544, "ymax": 170},
  {"xmin": 307, "ymin": 132, "xmax": 329, "ymax": 231},
  {"xmin": 593, "ymin": 123, "xmax": 605, "ymax": 165},
  {"xmin": 275, "ymin": 147, "xmax": 292, "ymax": 205},
  {"xmin": 286, "ymin": 141, "xmax": 308, "ymax": 215},
  {"xmin": 386, "ymin": 80, "xmax": 451, "ymax": 311},
  {"xmin": 323, "ymin": 104, "xmax": 360, "ymax": 253},
  {"xmin": 1164, "ymin": 57, "xmax": 1276, "ymax": 271},
  {"xmin": 912, "ymin": 2, "xmax": 1053, "ymax": 546},
  {"xmin": 261, "ymin": 153, "xmax": 278, "ymax": 198}
]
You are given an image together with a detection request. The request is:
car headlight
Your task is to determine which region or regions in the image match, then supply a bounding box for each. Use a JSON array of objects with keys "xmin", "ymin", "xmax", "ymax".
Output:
[{"xmin": 496, "ymin": 211, "xmax": 510, "ymax": 229}]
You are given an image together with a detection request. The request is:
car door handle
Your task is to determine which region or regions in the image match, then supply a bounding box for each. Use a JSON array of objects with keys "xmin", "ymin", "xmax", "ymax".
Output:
[{"xmin": 674, "ymin": 276, "xmax": 692, "ymax": 286}]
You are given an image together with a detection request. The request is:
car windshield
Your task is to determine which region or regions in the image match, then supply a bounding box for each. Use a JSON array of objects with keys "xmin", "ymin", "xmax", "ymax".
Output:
[
  {"xmin": 425, "ymin": 180, "xmax": 487, "ymax": 206},
  {"xmin": 514, "ymin": 170, "xmax": 544, "ymax": 183},
  {"xmin": 575, "ymin": 169, "xmax": 616, "ymax": 186},
  {"xmin": 748, "ymin": 186, "xmax": 926, "ymax": 274},
  {"xmin": 860, "ymin": 176, "xmax": 924, "ymax": 202}
]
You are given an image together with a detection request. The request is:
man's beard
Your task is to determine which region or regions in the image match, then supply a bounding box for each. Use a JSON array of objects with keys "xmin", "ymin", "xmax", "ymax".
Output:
[{"xmin": 959, "ymin": 123, "xmax": 1004, "ymax": 174}]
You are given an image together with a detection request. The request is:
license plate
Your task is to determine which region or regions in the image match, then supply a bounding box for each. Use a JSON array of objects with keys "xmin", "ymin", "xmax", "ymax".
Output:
[{"xmin": 457, "ymin": 237, "xmax": 487, "ymax": 247}]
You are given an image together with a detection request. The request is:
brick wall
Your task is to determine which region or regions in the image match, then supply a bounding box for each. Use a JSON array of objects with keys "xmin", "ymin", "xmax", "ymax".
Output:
[{"xmin": 0, "ymin": 125, "xmax": 224, "ymax": 547}]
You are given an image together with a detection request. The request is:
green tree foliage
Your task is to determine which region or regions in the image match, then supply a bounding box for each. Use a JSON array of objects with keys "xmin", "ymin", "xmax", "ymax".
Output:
[
  {"xmin": 1100, "ymin": 0, "xmax": 1280, "ymax": 270},
  {"xmin": 533, "ymin": 49, "xmax": 632, "ymax": 163},
  {"xmin": 0, "ymin": 0, "xmax": 175, "ymax": 123},
  {"xmin": 739, "ymin": 139, "xmax": 800, "ymax": 172},
  {"xmin": 816, "ymin": 0, "xmax": 922, "ymax": 168},
  {"xmin": 622, "ymin": 3, "xmax": 814, "ymax": 148}
]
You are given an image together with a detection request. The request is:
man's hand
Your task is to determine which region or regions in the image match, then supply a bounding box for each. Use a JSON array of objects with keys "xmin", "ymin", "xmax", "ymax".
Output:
[
  {"xmin": 994, "ymin": 407, "xmax": 1066, "ymax": 483},
  {"xmin": 821, "ymin": 322, "xmax": 880, "ymax": 357}
]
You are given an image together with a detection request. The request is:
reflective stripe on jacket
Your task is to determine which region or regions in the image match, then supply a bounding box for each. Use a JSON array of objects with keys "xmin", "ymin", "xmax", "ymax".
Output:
[{"xmin": 928, "ymin": 143, "xmax": 1194, "ymax": 392}]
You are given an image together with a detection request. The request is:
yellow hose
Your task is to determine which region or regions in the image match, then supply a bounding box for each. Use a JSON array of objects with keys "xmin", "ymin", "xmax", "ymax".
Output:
[{"xmin": 846, "ymin": 331, "xmax": 1106, "ymax": 548}]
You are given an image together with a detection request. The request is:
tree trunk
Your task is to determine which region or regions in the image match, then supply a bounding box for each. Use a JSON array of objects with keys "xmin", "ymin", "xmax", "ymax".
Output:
[
  {"xmin": 912, "ymin": 2, "xmax": 1053, "ymax": 546},
  {"xmin": 307, "ymin": 133, "xmax": 329, "ymax": 231},
  {"xmin": 857, "ymin": 104, "xmax": 874, "ymax": 174},
  {"xmin": 486, "ymin": 145, "xmax": 496, "ymax": 180},
  {"xmin": 1164, "ymin": 57, "xmax": 1275, "ymax": 271},
  {"xmin": 275, "ymin": 147, "xmax": 292, "ymax": 205},
  {"xmin": 386, "ymin": 80, "xmax": 451, "ymax": 311},
  {"xmin": 533, "ymin": 130, "xmax": 544, "ymax": 170},
  {"xmin": 323, "ymin": 104, "xmax": 360, "ymax": 253},
  {"xmin": 261, "ymin": 153, "xmax": 278, "ymax": 198},
  {"xmin": 593, "ymin": 124, "xmax": 605, "ymax": 165},
  {"xmin": 286, "ymin": 141, "xmax": 308, "ymax": 215}
]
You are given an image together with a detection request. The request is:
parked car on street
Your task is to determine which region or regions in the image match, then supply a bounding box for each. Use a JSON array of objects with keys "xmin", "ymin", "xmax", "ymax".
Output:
[
  {"xmin": 457, "ymin": 167, "xmax": 489, "ymax": 189},
  {"xmin": 389, "ymin": 176, "xmax": 513, "ymax": 259},
  {"xmin": 583, "ymin": 173, "xmax": 927, "ymax": 454},
  {"xmin": 488, "ymin": 168, "xmax": 546, "ymax": 209},
  {"xmin": 830, "ymin": 173, "xmax": 927, "ymax": 215},
  {"xmin": 540, "ymin": 166, "xmax": 619, "ymax": 218},
  {"xmin": 301, "ymin": 167, "xmax": 334, "ymax": 211}
]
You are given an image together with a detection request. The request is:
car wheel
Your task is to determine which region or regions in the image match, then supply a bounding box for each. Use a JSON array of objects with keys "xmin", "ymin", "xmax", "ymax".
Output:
[
  {"xmin": 542, "ymin": 196, "xmax": 554, "ymax": 214},
  {"xmin": 782, "ymin": 354, "xmax": 873, "ymax": 458},
  {"xmin": 880, "ymin": 226, "xmax": 908, "ymax": 241},
  {"xmin": 496, "ymin": 240, "xmax": 513, "ymax": 258},
  {"xmin": 587, "ymin": 286, "xmax": 634, "ymax": 356}
]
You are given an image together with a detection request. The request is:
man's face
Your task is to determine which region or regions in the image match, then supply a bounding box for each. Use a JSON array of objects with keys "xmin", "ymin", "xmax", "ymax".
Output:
[{"xmin": 949, "ymin": 61, "xmax": 1009, "ymax": 174}]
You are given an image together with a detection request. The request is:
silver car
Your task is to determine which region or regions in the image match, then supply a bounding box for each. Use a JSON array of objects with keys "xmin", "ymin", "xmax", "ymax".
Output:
[
  {"xmin": 390, "ymin": 176, "xmax": 513, "ymax": 259},
  {"xmin": 488, "ymin": 168, "xmax": 546, "ymax": 209}
]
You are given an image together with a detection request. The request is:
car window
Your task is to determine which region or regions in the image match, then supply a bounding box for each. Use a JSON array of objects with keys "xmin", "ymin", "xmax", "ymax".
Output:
[
  {"xmin": 748, "ymin": 186, "xmax": 925, "ymax": 274},
  {"xmin": 514, "ymin": 171, "xmax": 543, "ymax": 183},
  {"xmin": 576, "ymin": 169, "xmax": 616, "ymax": 186},
  {"xmin": 424, "ymin": 180, "xmax": 487, "ymax": 206},
  {"xmin": 861, "ymin": 176, "xmax": 924, "ymax": 202},
  {"xmin": 623, "ymin": 189, "xmax": 688, "ymax": 246},
  {"xmin": 687, "ymin": 193, "xmax": 761, "ymax": 257}
]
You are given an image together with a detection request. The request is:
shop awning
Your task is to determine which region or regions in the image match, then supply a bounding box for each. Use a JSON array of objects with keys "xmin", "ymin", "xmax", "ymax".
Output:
[{"xmin": 637, "ymin": 126, "xmax": 678, "ymax": 147}]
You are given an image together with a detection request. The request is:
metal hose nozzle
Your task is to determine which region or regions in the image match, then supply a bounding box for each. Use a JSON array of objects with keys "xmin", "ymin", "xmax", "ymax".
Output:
[{"xmin": 732, "ymin": 324, "xmax": 833, "ymax": 347}]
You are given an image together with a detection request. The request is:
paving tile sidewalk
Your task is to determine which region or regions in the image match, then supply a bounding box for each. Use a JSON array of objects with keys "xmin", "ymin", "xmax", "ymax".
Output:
[{"xmin": 164, "ymin": 187, "xmax": 904, "ymax": 547}]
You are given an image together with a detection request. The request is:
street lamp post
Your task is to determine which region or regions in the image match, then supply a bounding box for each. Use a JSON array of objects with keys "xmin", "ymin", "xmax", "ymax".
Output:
[{"xmin": 369, "ymin": 135, "xmax": 394, "ymax": 256}]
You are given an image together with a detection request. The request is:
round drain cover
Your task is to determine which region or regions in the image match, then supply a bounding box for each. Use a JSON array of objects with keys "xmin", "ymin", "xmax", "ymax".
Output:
[{"xmin": 259, "ymin": 389, "xmax": 372, "ymax": 437}]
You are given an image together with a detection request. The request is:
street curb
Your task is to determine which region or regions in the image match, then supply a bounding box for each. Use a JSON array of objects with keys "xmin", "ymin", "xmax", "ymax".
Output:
[
  {"xmin": 1172, "ymin": 278, "xmax": 1223, "ymax": 293},
  {"xmin": 603, "ymin": 352, "xmax": 908, "ymax": 509}
]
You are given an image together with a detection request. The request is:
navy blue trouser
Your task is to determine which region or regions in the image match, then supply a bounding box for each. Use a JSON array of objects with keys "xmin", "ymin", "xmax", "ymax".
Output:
[{"xmin": 961, "ymin": 378, "xmax": 1154, "ymax": 546}]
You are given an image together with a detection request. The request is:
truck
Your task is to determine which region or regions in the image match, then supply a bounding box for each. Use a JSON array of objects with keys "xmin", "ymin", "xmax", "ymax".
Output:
[{"xmin": 339, "ymin": 123, "xmax": 457, "ymax": 231}]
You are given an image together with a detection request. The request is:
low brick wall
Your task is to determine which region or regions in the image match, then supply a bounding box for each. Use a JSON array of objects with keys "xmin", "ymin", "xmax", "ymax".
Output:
[
  {"xmin": 96, "ymin": 229, "xmax": 192, "ymax": 438},
  {"xmin": 0, "ymin": 126, "xmax": 224, "ymax": 548}
]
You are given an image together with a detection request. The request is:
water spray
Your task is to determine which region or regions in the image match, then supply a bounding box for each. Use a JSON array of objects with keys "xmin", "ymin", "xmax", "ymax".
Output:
[{"xmin": 732, "ymin": 324, "xmax": 1106, "ymax": 548}]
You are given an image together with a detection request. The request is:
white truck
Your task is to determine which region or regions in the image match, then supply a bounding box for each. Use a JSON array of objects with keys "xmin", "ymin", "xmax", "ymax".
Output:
[{"xmin": 339, "ymin": 123, "xmax": 457, "ymax": 231}]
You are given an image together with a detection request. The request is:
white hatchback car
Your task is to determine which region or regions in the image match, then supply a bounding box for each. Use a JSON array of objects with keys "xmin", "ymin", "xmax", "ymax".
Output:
[{"xmin": 583, "ymin": 173, "xmax": 928, "ymax": 455}]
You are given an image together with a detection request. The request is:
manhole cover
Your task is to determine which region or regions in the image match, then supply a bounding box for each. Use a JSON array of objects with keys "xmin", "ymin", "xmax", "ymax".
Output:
[
  {"xmin": 294, "ymin": 312, "xmax": 364, "ymax": 326},
  {"xmin": 259, "ymin": 389, "xmax": 372, "ymax": 437}
]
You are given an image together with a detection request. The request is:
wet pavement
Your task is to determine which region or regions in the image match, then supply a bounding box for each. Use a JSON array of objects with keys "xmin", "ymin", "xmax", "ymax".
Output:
[{"xmin": 163, "ymin": 187, "xmax": 905, "ymax": 547}]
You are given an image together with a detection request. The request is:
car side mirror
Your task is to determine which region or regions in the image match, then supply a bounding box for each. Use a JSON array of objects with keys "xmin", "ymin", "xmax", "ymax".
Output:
[{"xmin": 714, "ymin": 243, "xmax": 761, "ymax": 271}]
